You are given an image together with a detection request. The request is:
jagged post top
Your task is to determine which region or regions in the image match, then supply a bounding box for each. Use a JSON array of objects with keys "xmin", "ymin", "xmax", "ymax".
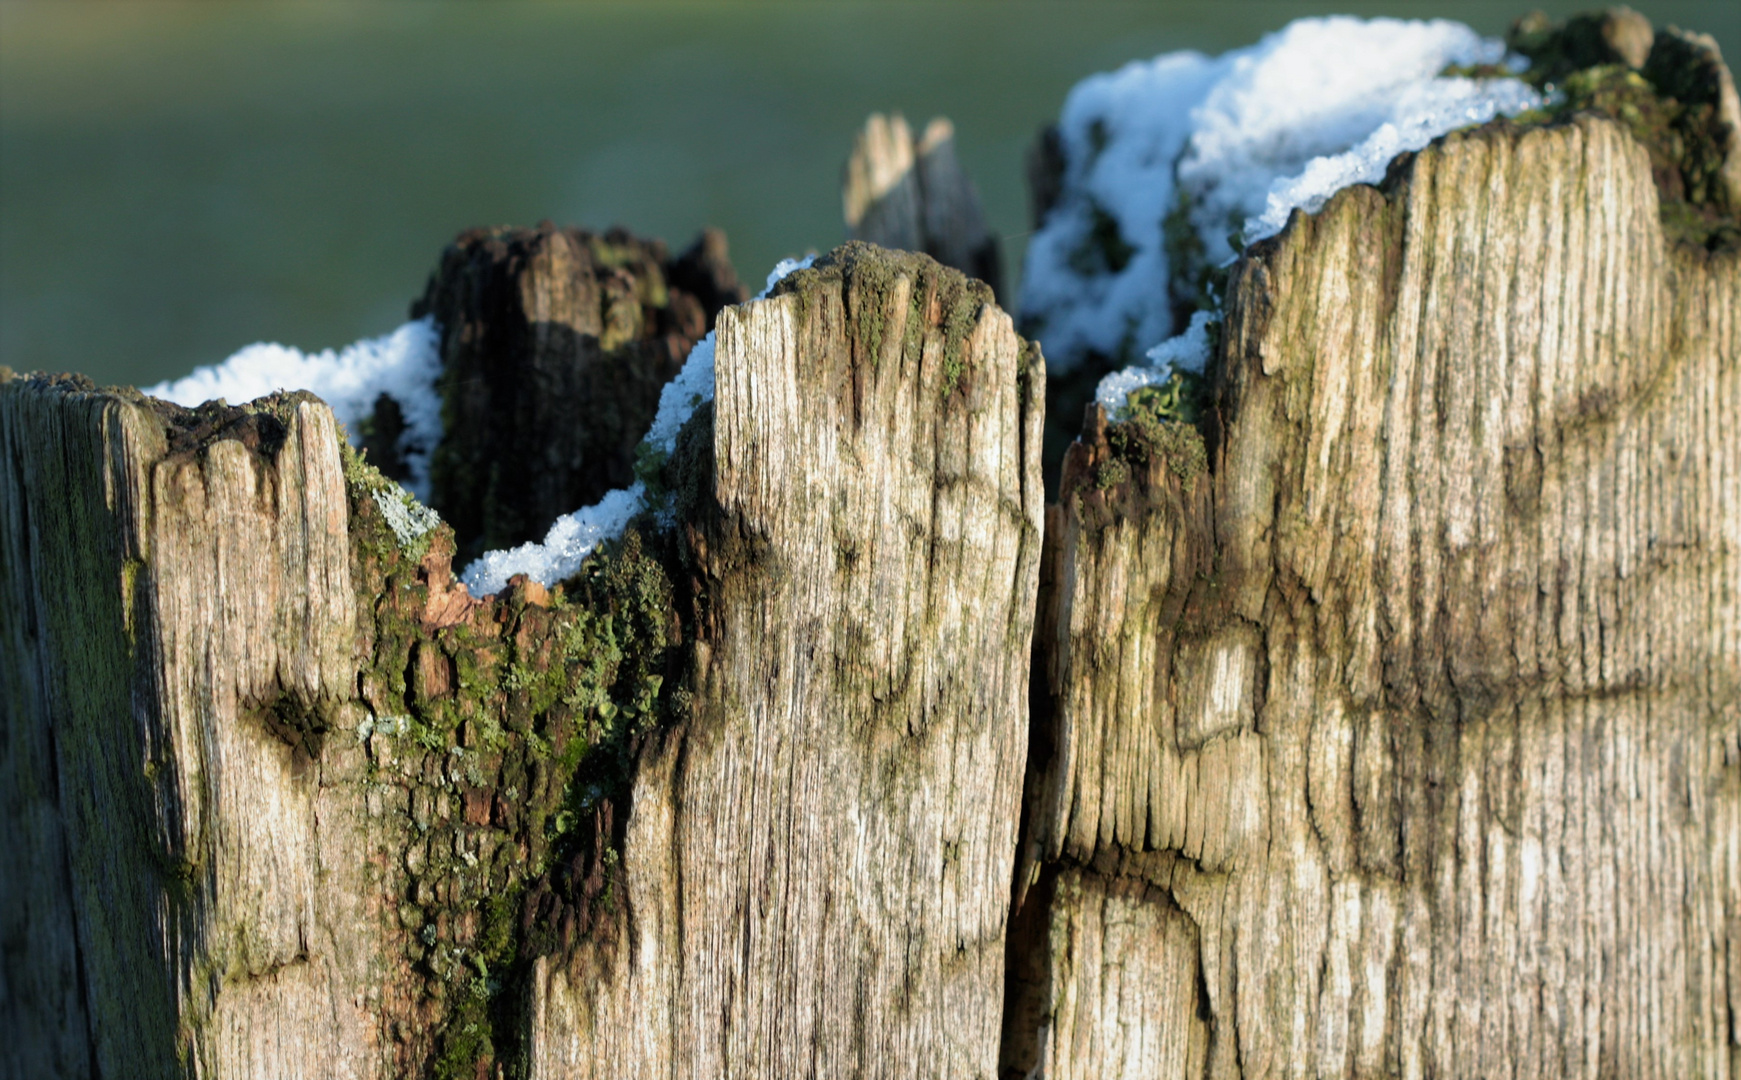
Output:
[{"xmin": 1, "ymin": 237, "xmax": 1051, "ymax": 1080}]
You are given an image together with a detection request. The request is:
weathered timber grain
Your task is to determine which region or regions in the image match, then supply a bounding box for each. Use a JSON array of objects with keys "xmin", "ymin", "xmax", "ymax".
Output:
[
  {"xmin": 1, "ymin": 379, "xmax": 392, "ymax": 1078},
  {"xmin": 528, "ymin": 243, "xmax": 1046, "ymax": 1077},
  {"xmin": 412, "ymin": 223, "xmax": 745, "ymax": 563},
  {"xmin": 0, "ymin": 375, "xmax": 686, "ymax": 1079},
  {"xmin": 845, "ymin": 114, "xmax": 1005, "ymax": 298},
  {"xmin": 1005, "ymin": 111, "xmax": 1740, "ymax": 1079},
  {"xmin": 2, "ymin": 242, "xmax": 1044, "ymax": 1079}
]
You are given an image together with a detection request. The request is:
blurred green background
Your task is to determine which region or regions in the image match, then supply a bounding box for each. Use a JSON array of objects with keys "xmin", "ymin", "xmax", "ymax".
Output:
[{"xmin": 2, "ymin": 0, "xmax": 1735, "ymax": 387}]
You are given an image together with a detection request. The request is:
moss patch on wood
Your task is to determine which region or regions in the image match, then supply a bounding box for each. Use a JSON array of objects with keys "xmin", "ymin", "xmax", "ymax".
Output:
[
  {"xmin": 1503, "ymin": 10, "xmax": 1740, "ymax": 251},
  {"xmin": 341, "ymin": 443, "xmax": 682, "ymax": 1079},
  {"xmin": 772, "ymin": 241, "xmax": 995, "ymax": 399},
  {"xmin": 1110, "ymin": 382, "xmax": 1210, "ymax": 483}
]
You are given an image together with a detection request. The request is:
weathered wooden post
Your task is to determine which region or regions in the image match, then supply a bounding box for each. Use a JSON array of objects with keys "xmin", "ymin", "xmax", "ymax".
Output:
[
  {"xmin": 844, "ymin": 113, "xmax": 1005, "ymax": 299},
  {"xmin": 1, "ymin": 243, "xmax": 1044, "ymax": 1079},
  {"xmin": 1002, "ymin": 37, "xmax": 1741, "ymax": 1080},
  {"xmin": 3, "ymin": 10, "xmax": 1737, "ymax": 1079}
]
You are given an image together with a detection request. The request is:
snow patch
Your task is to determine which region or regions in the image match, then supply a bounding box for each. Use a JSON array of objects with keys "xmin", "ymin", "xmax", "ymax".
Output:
[
  {"xmin": 144, "ymin": 318, "xmax": 444, "ymax": 500},
  {"xmin": 458, "ymin": 483, "xmax": 649, "ymax": 596},
  {"xmin": 1094, "ymin": 310, "xmax": 1217, "ymax": 414},
  {"xmin": 1022, "ymin": 16, "xmax": 1541, "ymax": 384},
  {"xmin": 142, "ymin": 254, "xmax": 817, "ymax": 599}
]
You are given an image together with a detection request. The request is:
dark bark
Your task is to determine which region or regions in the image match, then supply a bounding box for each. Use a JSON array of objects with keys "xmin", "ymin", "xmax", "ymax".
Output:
[{"xmin": 410, "ymin": 222, "xmax": 746, "ymax": 563}]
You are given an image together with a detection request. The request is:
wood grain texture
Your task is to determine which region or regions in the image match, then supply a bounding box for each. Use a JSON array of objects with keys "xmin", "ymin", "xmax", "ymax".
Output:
[
  {"xmin": 1008, "ymin": 113, "xmax": 1739, "ymax": 1079},
  {"xmin": 532, "ymin": 244, "xmax": 1046, "ymax": 1078},
  {"xmin": 2, "ymin": 376, "xmax": 156, "ymax": 1079},
  {"xmin": 8, "ymin": 87, "xmax": 1736, "ymax": 1077},
  {"xmin": 3, "ymin": 244, "xmax": 1046, "ymax": 1079},
  {"xmin": 0, "ymin": 381, "xmax": 412, "ymax": 1079}
]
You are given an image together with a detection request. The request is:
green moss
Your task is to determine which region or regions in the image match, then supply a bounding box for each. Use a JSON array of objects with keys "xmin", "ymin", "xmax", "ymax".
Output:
[
  {"xmin": 341, "ymin": 439, "xmax": 681, "ymax": 1080},
  {"xmin": 1104, "ymin": 375, "xmax": 1211, "ymax": 486},
  {"xmin": 1500, "ymin": 12, "xmax": 1740, "ymax": 252},
  {"xmin": 1094, "ymin": 458, "xmax": 1130, "ymax": 490},
  {"xmin": 939, "ymin": 276, "xmax": 983, "ymax": 398},
  {"xmin": 1120, "ymin": 368, "xmax": 1211, "ymax": 428},
  {"xmin": 848, "ymin": 247, "xmax": 897, "ymax": 365},
  {"xmin": 1559, "ymin": 62, "xmax": 1736, "ymax": 249},
  {"xmin": 632, "ymin": 440, "xmax": 671, "ymax": 496},
  {"xmin": 428, "ymin": 884, "xmax": 526, "ymax": 1080},
  {"xmin": 773, "ymin": 242, "xmax": 994, "ymax": 401},
  {"xmin": 119, "ymin": 556, "xmax": 144, "ymax": 646},
  {"xmin": 1440, "ymin": 62, "xmax": 1517, "ymax": 80}
]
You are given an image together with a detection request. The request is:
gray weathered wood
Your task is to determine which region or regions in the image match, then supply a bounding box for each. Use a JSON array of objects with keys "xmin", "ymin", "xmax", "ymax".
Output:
[
  {"xmin": 1, "ymin": 244, "xmax": 1044, "ymax": 1079},
  {"xmin": 845, "ymin": 114, "xmax": 1005, "ymax": 298},
  {"xmin": 7, "ymin": 13, "xmax": 1741, "ymax": 1074},
  {"xmin": 528, "ymin": 243, "xmax": 1046, "ymax": 1077},
  {"xmin": 0, "ymin": 382, "xmax": 401, "ymax": 1078},
  {"xmin": 1005, "ymin": 111, "xmax": 1740, "ymax": 1080}
]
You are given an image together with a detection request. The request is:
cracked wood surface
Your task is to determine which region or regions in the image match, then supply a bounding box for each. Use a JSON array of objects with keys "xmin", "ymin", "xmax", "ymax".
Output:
[
  {"xmin": 1006, "ymin": 113, "xmax": 1740, "ymax": 1079},
  {"xmin": 1, "ymin": 245, "xmax": 1046, "ymax": 1079},
  {"xmin": 5, "ymin": 76, "xmax": 1739, "ymax": 1080},
  {"xmin": 531, "ymin": 245, "xmax": 1047, "ymax": 1078},
  {"xmin": 1, "ymin": 383, "xmax": 407, "ymax": 1079}
]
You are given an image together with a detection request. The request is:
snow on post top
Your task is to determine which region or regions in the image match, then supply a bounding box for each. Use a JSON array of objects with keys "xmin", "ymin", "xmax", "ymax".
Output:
[
  {"xmin": 456, "ymin": 254, "xmax": 815, "ymax": 597},
  {"xmin": 141, "ymin": 255, "xmax": 815, "ymax": 600},
  {"xmin": 144, "ymin": 318, "xmax": 444, "ymax": 499},
  {"xmin": 1022, "ymin": 16, "xmax": 1541, "ymax": 383}
]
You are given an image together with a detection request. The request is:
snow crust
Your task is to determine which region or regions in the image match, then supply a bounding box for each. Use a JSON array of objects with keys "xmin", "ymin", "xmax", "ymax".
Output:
[
  {"xmin": 458, "ymin": 255, "xmax": 815, "ymax": 596},
  {"xmin": 1022, "ymin": 16, "xmax": 1541, "ymax": 384},
  {"xmin": 144, "ymin": 318, "xmax": 444, "ymax": 499}
]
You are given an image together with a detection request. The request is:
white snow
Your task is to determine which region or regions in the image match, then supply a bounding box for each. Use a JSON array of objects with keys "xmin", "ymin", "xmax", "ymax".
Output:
[
  {"xmin": 141, "ymin": 255, "xmax": 816, "ymax": 598},
  {"xmin": 1094, "ymin": 310, "xmax": 1216, "ymax": 414},
  {"xmin": 1021, "ymin": 15, "xmax": 1541, "ymax": 387},
  {"xmin": 457, "ymin": 254, "xmax": 816, "ymax": 596},
  {"xmin": 458, "ymin": 483, "xmax": 649, "ymax": 596},
  {"xmin": 1184, "ymin": 21, "xmax": 1540, "ymax": 252},
  {"xmin": 144, "ymin": 317, "xmax": 444, "ymax": 499}
]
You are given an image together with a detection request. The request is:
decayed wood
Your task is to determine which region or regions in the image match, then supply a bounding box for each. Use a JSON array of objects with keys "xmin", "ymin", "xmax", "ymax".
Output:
[
  {"xmin": 1006, "ymin": 111, "xmax": 1740, "ymax": 1079},
  {"xmin": 1, "ymin": 243, "xmax": 1044, "ymax": 1079},
  {"xmin": 9, "ymin": 15, "xmax": 1741, "ymax": 1076},
  {"xmin": 845, "ymin": 114, "xmax": 1005, "ymax": 298},
  {"xmin": 0, "ymin": 378, "xmax": 675, "ymax": 1079},
  {"xmin": 530, "ymin": 242, "xmax": 1046, "ymax": 1077},
  {"xmin": 2, "ymin": 376, "xmax": 145, "ymax": 1079},
  {"xmin": 414, "ymin": 223, "xmax": 745, "ymax": 562}
]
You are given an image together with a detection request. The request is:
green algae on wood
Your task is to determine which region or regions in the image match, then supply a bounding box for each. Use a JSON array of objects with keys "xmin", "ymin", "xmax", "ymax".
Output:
[{"xmin": 770, "ymin": 240, "xmax": 996, "ymax": 398}]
